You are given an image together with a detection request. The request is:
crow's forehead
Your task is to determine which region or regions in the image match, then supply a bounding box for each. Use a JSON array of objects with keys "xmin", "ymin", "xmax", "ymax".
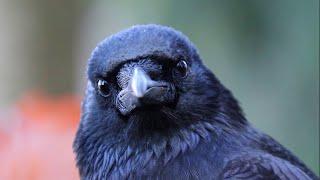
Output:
[{"xmin": 88, "ymin": 24, "xmax": 198, "ymax": 75}]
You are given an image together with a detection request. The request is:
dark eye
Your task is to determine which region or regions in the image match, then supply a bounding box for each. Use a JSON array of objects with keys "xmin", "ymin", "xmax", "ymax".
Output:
[
  {"xmin": 97, "ymin": 79, "xmax": 111, "ymax": 97},
  {"xmin": 173, "ymin": 60, "xmax": 188, "ymax": 78}
]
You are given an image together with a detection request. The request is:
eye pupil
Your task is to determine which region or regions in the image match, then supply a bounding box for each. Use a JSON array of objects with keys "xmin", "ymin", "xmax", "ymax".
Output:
[
  {"xmin": 173, "ymin": 60, "xmax": 188, "ymax": 78},
  {"xmin": 97, "ymin": 79, "xmax": 110, "ymax": 97}
]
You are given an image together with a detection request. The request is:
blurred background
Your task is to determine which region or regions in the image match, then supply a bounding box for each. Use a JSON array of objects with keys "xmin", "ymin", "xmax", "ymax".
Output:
[{"xmin": 0, "ymin": 0, "xmax": 319, "ymax": 179}]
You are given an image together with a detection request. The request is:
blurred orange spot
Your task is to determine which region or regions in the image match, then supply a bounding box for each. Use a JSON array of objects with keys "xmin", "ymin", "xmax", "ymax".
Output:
[
  {"xmin": 16, "ymin": 91, "xmax": 81, "ymax": 131},
  {"xmin": 0, "ymin": 91, "xmax": 81, "ymax": 180}
]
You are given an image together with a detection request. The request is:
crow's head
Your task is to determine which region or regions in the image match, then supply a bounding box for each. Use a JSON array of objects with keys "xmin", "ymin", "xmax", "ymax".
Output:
[{"xmin": 83, "ymin": 25, "xmax": 245, "ymax": 137}]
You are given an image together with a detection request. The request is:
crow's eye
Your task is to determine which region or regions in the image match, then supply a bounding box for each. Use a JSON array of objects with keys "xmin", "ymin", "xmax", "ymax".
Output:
[
  {"xmin": 97, "ymin": 79, "xmax": 111, "ymax": 97},
  {"xmin": 173, "ymin": 60, "xmax": 188, "ymax": 78}
]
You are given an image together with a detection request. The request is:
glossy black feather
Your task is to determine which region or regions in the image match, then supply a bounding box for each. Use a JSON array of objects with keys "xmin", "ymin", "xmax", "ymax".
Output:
[{"xmin": 73, "ymin": 24, "xmax": 318, "ymax": 180}]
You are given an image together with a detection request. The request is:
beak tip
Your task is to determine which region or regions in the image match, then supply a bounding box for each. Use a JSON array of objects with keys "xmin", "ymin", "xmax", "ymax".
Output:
[{"xmin": 132, "ymin": 90, "xmax": 144, "ymax": 98}]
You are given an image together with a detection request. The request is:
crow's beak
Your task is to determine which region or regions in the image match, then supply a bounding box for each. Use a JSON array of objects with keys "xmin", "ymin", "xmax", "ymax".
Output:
[
  {"xmin": 116, "ymin": 67, "xmax": 174, "ymax": 116},
  {"xmin": 131, "ymin": 67, "xmax": 154, "ymax": 98}
]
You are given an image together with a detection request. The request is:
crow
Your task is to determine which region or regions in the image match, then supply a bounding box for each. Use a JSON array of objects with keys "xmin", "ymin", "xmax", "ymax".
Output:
[{"xmin": 73, "ymin": 24, "xmax": 318, "ymax": 179}]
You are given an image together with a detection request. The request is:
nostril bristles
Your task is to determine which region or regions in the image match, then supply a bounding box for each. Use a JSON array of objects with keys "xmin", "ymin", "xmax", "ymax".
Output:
[{"xmin": 119, "ymin": 93, "xmax": 125, "ymax": 99}]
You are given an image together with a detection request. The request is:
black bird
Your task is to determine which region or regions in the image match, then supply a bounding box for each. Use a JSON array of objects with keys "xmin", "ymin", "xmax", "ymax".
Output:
[{"xmin": 73, "ymin": 24, "xmax": 318, "ymax": 179}]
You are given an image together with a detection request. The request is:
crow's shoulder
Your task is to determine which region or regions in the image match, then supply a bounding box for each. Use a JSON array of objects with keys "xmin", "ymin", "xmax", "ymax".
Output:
[{"xmin": 221, "ymin": 153, "xmax": 313, "ymax": 180}]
